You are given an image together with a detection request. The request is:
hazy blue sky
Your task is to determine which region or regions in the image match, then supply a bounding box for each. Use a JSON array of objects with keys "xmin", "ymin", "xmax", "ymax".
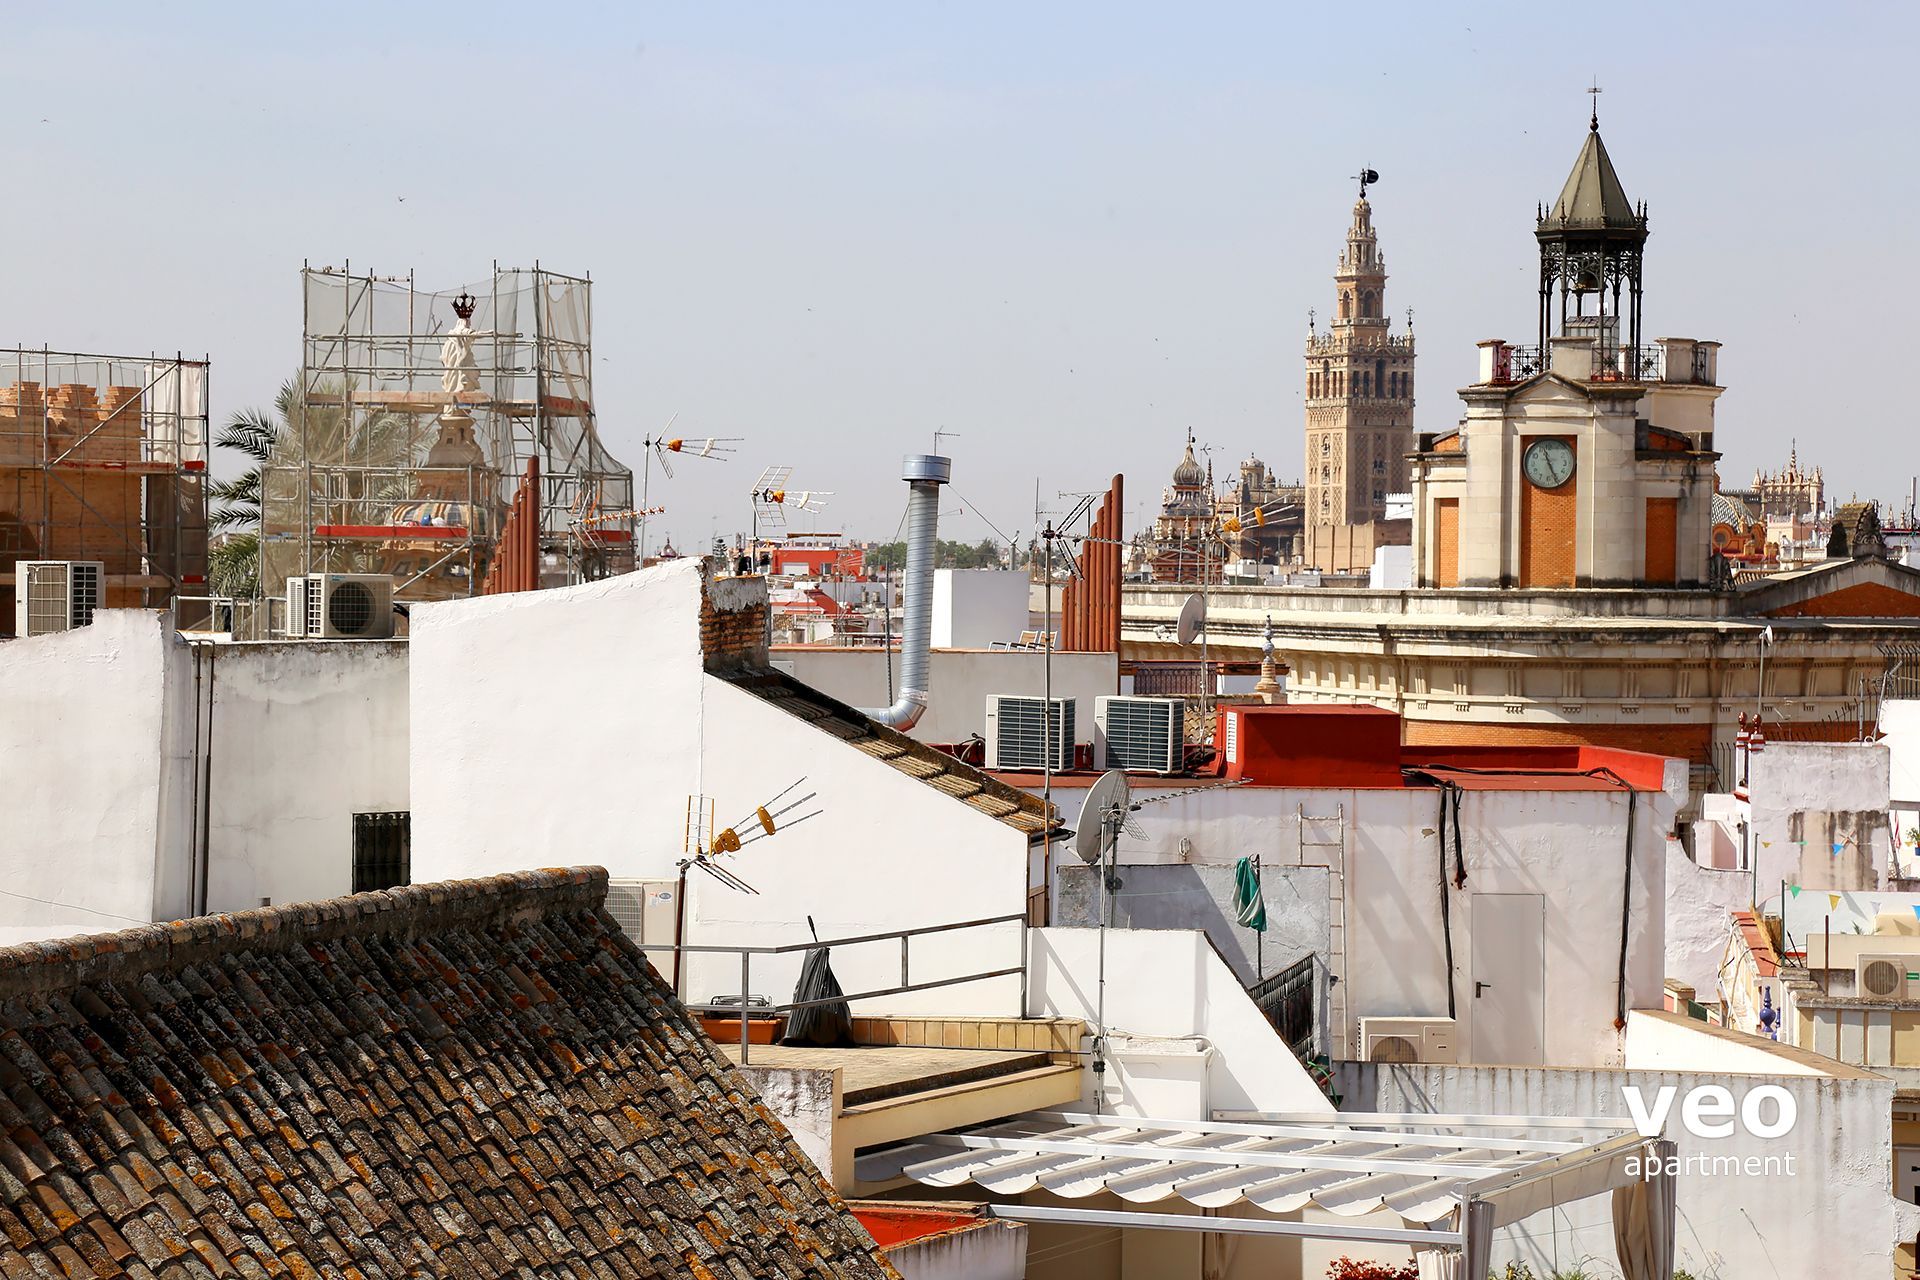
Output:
[{"xmin": 6, "ymin": 3, "xmax": 1916, "ymax": 545}]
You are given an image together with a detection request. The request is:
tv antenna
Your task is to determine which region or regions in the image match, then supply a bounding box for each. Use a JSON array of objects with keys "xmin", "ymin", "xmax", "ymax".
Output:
[
  {"xmin": 639, "ymin": 414, "xmax": 740, "ymax": 560},
  {"xmin": 750, "ymin": 464, "xmax": 834, "ymax": 536},
  {"xmin": 669, "ymin": 779, "xmax": 821, "ymax": 992}
]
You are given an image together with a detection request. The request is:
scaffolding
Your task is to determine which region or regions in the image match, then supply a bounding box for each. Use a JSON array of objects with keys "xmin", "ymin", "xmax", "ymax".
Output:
[
  {"xmin": 261, "ymin": 264, "xmax": 635, "ymax": 605},
  {"xmin": 0, "ymin": 348, "xmax": 209, "ymax": 633}
]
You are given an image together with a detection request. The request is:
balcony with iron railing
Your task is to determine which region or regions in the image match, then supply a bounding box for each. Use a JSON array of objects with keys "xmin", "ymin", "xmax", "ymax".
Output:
[{"xmin": 1477, "ymin": 338, "xmax": 1718, "ymax": 388}]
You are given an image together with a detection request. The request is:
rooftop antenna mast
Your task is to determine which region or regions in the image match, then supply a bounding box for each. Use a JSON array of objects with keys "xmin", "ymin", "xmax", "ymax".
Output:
[
  {"xmin": 1039, "ymin": 488, "xmax": 1099, "ymax": 917},
  {"xmin": 639, "ymin": 415, "xmax": 739, "ymax": 560},
  {"xmin": 671, "ymin": 779, "xmax": 823, "ymax": 993}
]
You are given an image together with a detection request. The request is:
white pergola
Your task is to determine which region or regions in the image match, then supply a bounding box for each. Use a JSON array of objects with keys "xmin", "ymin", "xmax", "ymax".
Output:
[{"xmin": 856, "ymin": 1109, "xmax": 1676, "ymax": 1279}]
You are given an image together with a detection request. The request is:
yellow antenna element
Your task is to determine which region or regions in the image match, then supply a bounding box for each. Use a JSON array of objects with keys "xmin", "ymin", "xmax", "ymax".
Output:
[
  {"xmin": 756, "ymin": 806, "xmax": 776, "ymax": 836},
  {"xmin": 1253, "ymin": 507, "xmax": 1267, "ymax": 527},
  {"xmin": 665, "ymin": 438, "xmax": 685, "ymax": 452},
  {"xmin": 1219, "ymin": 515, "xmax": 1241, "ymax": 534},
  {"xmin": 712, "ymin": 827, "xmax": 742, "ymax": 855}
]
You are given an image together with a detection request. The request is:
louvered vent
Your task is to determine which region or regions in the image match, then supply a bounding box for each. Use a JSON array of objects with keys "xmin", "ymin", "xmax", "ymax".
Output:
[
  {"xmin": 1095, "ymin": 696, "xmax": 1184, "ymax": 774},
  {"xmin": 985, "ymin": 696, "xmax": 1075, "ymax": 771}
]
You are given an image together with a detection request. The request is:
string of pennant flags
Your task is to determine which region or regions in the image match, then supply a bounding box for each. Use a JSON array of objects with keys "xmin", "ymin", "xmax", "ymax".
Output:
[{"xmin": 1784, "ymin": 885, "xmax": 1920, "ymax": 923}]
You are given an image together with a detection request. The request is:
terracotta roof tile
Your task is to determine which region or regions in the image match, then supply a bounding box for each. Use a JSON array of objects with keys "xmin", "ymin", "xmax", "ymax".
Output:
[{"xmin": 0, "ymin": 869, "xmax": 898, "ymax": 1279}]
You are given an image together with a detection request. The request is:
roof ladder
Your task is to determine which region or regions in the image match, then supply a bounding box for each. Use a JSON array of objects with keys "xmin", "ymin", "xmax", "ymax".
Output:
[{"xmin": 1296, "ymin": 803, "xmax": 1349, "ymax": 1058}]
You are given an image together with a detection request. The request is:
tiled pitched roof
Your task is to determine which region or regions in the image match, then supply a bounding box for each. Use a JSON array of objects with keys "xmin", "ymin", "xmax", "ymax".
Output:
[{"xmin": 0, "ymin": 868, "xmax": 899, "ymax": 1280}]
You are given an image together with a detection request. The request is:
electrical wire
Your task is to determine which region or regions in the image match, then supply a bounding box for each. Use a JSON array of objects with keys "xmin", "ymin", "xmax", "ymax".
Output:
[{"xmin": 0, "ymin": 888, "xmax": 151, "ymax": 926}]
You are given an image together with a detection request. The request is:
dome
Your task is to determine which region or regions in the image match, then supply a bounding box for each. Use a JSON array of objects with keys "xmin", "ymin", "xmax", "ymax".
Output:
[{"xmin": 1172, "ymin": 442, "xmax": 1204, "ymax": 488}]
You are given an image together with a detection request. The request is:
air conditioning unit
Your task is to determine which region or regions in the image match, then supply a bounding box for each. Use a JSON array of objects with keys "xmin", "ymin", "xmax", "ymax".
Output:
[
  {"xmin": 284, "ymin": 575, "xmax": 310, "ymax": 637},
  {"xmin": 308, "ymin": 573, "xmax": 396, "ymax": 639},
  {"xmin": 605, "ymin": 878, "xmax": 680, "ymax": 950},
  {"xmin": 1857, "ymin": 955, "xmax": 1917, "ymax": 1001},
  {"xmin": 15, "ymin": 561, "xmax": 103, "ymax": 637},
  {"xmin": 1359, "ymin": 1016, "xmax": 1458, "ymax": 1065},
  {"xmin": 1095, "ymin": 696, "xmax": 1185, "ymax": 774},
  {"xmin": 985, "ymin": 695, "xmax": 1075, "ymax": 771}
]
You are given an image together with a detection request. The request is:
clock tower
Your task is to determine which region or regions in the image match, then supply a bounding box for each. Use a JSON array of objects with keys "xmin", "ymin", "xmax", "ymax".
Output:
[
  {"xmin": 1408, "ymin": 110, "xmax": 1722, "ymax": 589},
  {"xmin": 1303, "ymin": 174, "xmax": 1414, "ymax": 572}
]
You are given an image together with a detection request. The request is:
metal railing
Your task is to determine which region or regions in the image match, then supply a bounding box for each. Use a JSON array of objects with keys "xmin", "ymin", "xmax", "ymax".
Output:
[{"xmin": 637, "ymin": 912, "xmax": 1028, "ymax": 1063}]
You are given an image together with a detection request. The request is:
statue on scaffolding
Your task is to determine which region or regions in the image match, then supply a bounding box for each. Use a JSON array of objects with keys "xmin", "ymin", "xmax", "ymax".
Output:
[{"xmin": 440, "ymin": 290, "xmax": 481, "ymax": 407}]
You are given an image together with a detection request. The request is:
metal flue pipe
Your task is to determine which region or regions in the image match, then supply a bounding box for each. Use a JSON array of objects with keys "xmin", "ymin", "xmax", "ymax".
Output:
[{"xmin": 865, "ymin": 454, "xmax": 951, "ymax": 730}]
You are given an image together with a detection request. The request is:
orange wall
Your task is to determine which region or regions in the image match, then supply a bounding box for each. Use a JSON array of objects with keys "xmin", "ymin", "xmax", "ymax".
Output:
[
  {"xmin": 1435, "ymin": 498, "xmax": 1460, "ymax": 587},
  {"xmin": 1645, "ymin": 498, "xmax": 1678, "ymax": 584},
  {"xmin": 1519, "ymin": 437, "xmax": 1576, "ymax": 587}
]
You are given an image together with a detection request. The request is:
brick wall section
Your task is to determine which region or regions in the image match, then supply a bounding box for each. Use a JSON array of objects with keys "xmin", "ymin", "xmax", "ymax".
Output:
[
  {"xmin": 1766, "ymin": 581, "xmax": 1920, "ymax": 618},
  {"xmin": 701, "ymin": 564, "xmax": 770, "ymax": 671},
  {"xmin": 1519, "ymin": 436, "xmax": 1576, "ymax": 588},
  {"xmin": 1645, "ymin": 497, "xmax": 1678, "ymax": 584},
  {"xmin": 0, "ymin": 467, "xmax": 144, "ymax": 570},
  {"xmin": 1404, "ymin": 717, "xmax": 1713, "ymax": 764},
  {"xmin": 0, "ymin": 382, "xmax": 144, "ymax": 466}
]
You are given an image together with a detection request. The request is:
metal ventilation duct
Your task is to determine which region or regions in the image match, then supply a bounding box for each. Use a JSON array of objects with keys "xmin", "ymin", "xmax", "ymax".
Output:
[{"xmin": 864, "ymin": 454, "xmax": 951, "ymax": 730}]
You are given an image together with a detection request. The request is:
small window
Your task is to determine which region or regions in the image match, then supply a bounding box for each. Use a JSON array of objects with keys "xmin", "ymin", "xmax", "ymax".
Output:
[{"xmin": 353, "ymin": 812, "xmax": 411, "ymax": 893}]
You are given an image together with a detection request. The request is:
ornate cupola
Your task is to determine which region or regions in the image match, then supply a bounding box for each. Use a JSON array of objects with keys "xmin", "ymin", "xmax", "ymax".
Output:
[{"xmin": 1535, "ymin": 98, "xmax": 1649, "ymax": 368}]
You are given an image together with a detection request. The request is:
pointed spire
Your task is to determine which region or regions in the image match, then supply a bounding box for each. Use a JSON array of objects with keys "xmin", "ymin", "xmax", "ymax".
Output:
[{"xmin": 1548, "ymin": 127, "xmax": 1639, "ymax": 228}]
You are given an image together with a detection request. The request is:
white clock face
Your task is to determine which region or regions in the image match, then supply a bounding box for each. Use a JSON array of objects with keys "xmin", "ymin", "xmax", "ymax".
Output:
[{"xmin": 1523, "ymin": 438, "xmax": 1576, "ymax": 489}]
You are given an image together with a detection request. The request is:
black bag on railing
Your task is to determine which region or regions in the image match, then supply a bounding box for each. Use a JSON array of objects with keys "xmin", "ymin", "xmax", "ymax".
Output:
[{"xmin": 781, "ymin": 916, "xmax": 855, "ymax": 1047}]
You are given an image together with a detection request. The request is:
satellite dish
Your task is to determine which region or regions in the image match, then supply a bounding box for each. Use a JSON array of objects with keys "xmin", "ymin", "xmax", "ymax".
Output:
[
  {"xmin": 1176, "ymin": 593, "xmax": 1206, "ymax": 646},
  {"xmin": 1073, "ymin": 770, "xmax": 1132, "ymax": 865}
]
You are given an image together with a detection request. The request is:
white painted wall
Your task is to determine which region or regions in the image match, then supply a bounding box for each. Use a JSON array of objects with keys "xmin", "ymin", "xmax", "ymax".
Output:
[
  {"xmin": 932, "ymin": 570, "xmax": 1030, "ymax": 649},
  {"xmin": 1027, "ymin": 927, "xmax": 1335, "ymax": 1117},
  {"xmin": 408, "ymin": 558, "xmax": 1033, "ymax": 1015},
  {"xmin": 1031, "ymin": 778, "xmax": 1671, "ymax": 1067},
  {"xmin": 1742, "ymin": 741, "xmax": 1892, "ymax": 893},
  {"xmin": 1336, "ymin": 1051, "xmax": 1915, "ymax": 1280},
  {"xmin": 409, "ymin": 559, "xmax": 708, "ymax": 882},
  {"xmin": 203, "ymin": 642, "xmax": 410, "ymax": 912},
  {"xmin": 686, "ymin": 674, "xmax": 1030, "ymax": 1012},
  {"xmin": 0, "ymin": 611, "xmax": 192, "ymax": 942},
  {"xmin": 1664, "ymin": 854, "xmax": 1755, "ymax": 995},
  {"xmin": 776, "ymin": 647, "xmax": 1117, "ymax": 744},
  {"xmin": 1882, "ymin": 700, "xmax": 1920, "ymax": 807},
  {"xmin": 1623, "ymin": 1006, "xmax": 1832, "ymax": 1076}
]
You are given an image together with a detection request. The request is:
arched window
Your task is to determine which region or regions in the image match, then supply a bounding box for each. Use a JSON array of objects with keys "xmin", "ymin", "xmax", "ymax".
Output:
[
  {"xmin": 1375, "ymin": 359, "xmax": 1386, "ymax": 398},
  {"xmin": 1361, "ymin": 372, "xmax": 1371, "ymax": 397},
  {"xmin": 1340, "ymin": 291, "xmax": 1352, "ymax": 320}
]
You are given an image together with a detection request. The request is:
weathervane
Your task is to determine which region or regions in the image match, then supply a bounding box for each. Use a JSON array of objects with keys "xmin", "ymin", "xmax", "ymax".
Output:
[
  {"xmin": 1588, "ymin": 79, "xmax": 1602, "ymax": 131},
  {"xmin": 1353, "ymin": 166, "xmax": 1380, "ymax": 199}
]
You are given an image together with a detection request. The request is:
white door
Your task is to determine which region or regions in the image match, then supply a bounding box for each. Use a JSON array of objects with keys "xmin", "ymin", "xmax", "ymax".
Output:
[{"xmin": 1470, "ymin": 893, "xmax": 1546, "ymax": 1065}]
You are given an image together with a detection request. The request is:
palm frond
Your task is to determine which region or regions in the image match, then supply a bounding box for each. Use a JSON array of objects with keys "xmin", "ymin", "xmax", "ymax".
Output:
[
  {"xmin": 206, "ymin": 469, "xmax": 262, "ymax": 508},
  {"xmin": 207, "ymin": 532, "xmax": 261, "ymax": 600},
  {"xmin": 216, "ymin": 408, "xmax": 282, "ymax": 463}
]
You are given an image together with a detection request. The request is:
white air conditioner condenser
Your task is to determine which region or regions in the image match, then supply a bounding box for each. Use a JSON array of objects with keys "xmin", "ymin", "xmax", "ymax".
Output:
[
  {"xmin": 985, "ymin": 695, "xmax": 1076, "ymax": 771},
  {"xmin": 1358, "ymin": 1016, "xmax": 1458, "ymax": 1065},
  {"xmin": 1095, "ymin": 695, "xmax": 1185, "ymax": 774},
  {"xmin": 1858, "ymin": 955, "xmax": 1916, "ymax": 1001},
  {"xmin": 309, "ymin": 573, "xmax": 396, "ymax": 639}
]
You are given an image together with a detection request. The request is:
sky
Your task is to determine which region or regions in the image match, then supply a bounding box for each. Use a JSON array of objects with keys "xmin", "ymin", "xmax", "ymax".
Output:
[{"xmin": 5, "ymin": 2, "xmax": 1917, "ymax": 548}]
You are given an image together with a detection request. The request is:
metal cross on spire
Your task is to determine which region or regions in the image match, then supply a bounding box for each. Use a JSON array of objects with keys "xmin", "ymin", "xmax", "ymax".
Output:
[{"xmin": 1588, "ymin": 79, "xmax": 1603, "ymax": 131}]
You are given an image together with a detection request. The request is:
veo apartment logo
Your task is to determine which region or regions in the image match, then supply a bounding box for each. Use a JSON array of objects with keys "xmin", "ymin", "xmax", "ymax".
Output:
[{"xmin": 1620, "ymin": 1083, "xmax": 1798, "ymax": 1178}]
